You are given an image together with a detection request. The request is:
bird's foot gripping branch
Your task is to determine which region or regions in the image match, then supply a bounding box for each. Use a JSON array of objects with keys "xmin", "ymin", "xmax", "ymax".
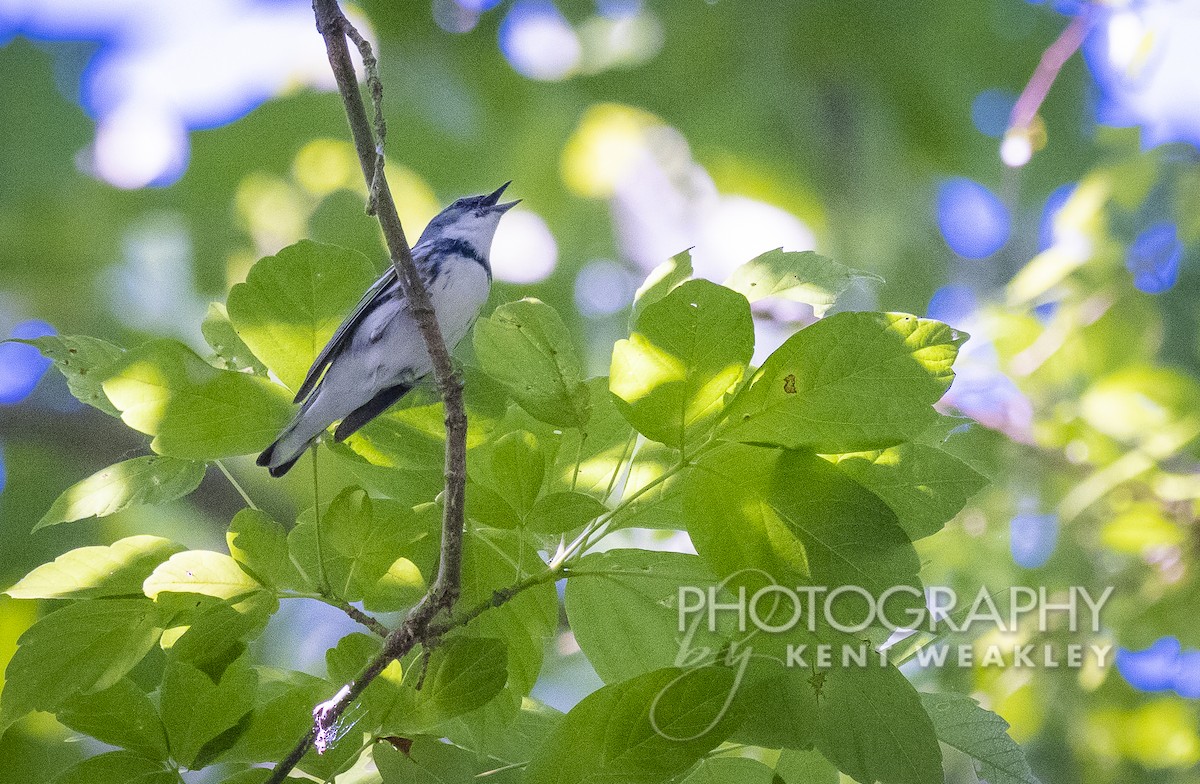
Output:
[{"xmin": 1, "ymin": 237, "xmax": 1048, "ymax": 784}]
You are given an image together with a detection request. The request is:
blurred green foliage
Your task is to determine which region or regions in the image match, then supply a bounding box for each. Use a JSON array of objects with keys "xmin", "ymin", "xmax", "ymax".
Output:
[{"xmin": 1, "ymin": 1, "xmax": 1198, "ymax": 782}]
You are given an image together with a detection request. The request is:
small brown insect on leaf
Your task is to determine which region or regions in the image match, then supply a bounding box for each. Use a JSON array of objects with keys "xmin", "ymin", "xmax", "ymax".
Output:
[{"xmin": 783, "ymin": 373, "xmax": 797, "ymax": 394}]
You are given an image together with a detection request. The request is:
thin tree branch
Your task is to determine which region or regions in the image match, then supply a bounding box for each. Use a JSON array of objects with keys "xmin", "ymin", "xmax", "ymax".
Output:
[{"xmin": 264, "ymin": 2, "xmax": 470, "ymax": 780}]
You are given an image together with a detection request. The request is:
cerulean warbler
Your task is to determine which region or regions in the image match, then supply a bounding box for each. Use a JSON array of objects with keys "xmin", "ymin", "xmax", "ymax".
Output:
[{"xmin": 258, "ymin": 182, "xmax": 518, "ymax": 477}]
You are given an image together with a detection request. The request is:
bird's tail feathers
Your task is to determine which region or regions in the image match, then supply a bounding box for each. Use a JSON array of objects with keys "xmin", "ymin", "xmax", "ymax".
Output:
[{"xmin": 256, "ymin": 398, "xmax": 322, "ymax": 477}]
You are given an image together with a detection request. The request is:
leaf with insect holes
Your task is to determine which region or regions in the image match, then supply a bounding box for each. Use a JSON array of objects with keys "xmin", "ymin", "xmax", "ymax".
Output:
[
  {"xmin": 8, "ymin": 334, "xmax": 125, "ymax": 415},
  {"xmin": 720, "ymin": 312, "xmax": 965, "ymax": 453},
  {"xmin": 473, "ymin": 298, "xmax": 590, "ymax": 428}
]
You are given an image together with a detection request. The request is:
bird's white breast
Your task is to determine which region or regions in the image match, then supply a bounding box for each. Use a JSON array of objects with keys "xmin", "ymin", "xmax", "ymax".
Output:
[{"xmin": 430, "ymin": 259, "xmax": 491, "ymax": 349}]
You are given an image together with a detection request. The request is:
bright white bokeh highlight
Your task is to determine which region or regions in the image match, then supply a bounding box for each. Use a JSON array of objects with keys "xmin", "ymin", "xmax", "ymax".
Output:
[
  {"xmin": 499, "ymin": 1, "xmax": 581, "ymax": 81},
  {"xmin": 1, "ymin": 0, "xmax": 355, "ymax": 188},
  {"xmin": 490, "ymin": 208, "xmax": 558, "ymax": 283}
]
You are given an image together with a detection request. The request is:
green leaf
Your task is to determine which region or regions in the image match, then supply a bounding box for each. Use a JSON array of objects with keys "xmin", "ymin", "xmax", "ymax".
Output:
[
  {"xmin": 611, "ymin": 279, "xmax": 753, "ymax": 449},
  {"xmin": 724, "ymin": 249, "xmax": 878, "ymax": 316},
  {"xmin": 222, "ymin": 668, "xmax": 330, "ymax": 764},
  {"xmin": 632, "ymin": 248, "xmax": 693, "ymax": 323},
  {"xmin": 527, "ymin": 491, "xmax": 607, "ymax": 535},
  {"xmin": 814, "ymin": 663, "xmax": 942, "ymax": 784},
  {"xmin": 288, "ymin": 487, "xmax": 431, "ymax": 605},
  {"xmin": 681, "ymin": 757, "xmax": 776, "ymax": 784},
  {"xmin": 143, "ymin": 551, "xmax": 263, "ymax": 601},
  {"xmin": 549, "ymin": 377, "xmax": 636, "ymax": 497},
  {"xmin": 160, "ymin": 647, "xmax": 258, "ymax": 768},
  {"xmin": 473, "ymin": 298, "xmax": 590, "ymax": 428},
  {"xmin": 476, "ymin": 430, "xmax": 546, "ymax": 521},
  {"xmin": 683, "ymin": 444, "xmax": 922, "ymax": 617},
  {"xmin": 6, "ymin": 535, "xmax": 183, "ymax": 599},
  {"xmin": 162, "ymin": 590, "xmax": 278, "ymax": 662},
  {"xmin": 831, "ymin": 443, "xmax": 987, "ymax": 540},
  {"xmin": 227, "ymin": 509, "xmax": 304, "ymax": 590},
  {"xmin": 564, "ymin": 550, "xmax": 732, "ymax": 683},
  {"xmin": 523, "ymin": 666, "xmax": 744, "ymax": 784},
  {"xmin": 11, "ymin": 334, "xmax": 125, "ymax": 415},
  {"xmin": 202, "ymin": 302, "xmax": 268, "ymax": 375},
  {"xmin": 920, "ymin": 691, "xmax": 1040, "ymax": 784},
  {"xmin": 457, "ymin": 530, "xmax": 557, "ymax": 703},
  {"xmin": 375, "ymin": 738, "xmax": 515, "ymax": 784},
  {"xmin": 225, "ymin": 239, "xmax": 377, "ymax": 390},
  {"xmin": 51, "ymin": 751, "xmax": 181, "ymax": 784},
  {"xmin": 442, "ymin": 699, "xmax": 563, "ymax": 771},
  {"xmin": 774, "ymin": 749, "xmax": 840, "ymax": 784},
  {"xmin": 324, "ymin": 632, "xmax": 405, "ymax": 734},
  {"xmin": 720, "ymin": 312, "xmax": 965, "ymax": 453},
  {"xmin": 0, "ymin": 598, "xmax": 163, "ymax": 733},
  {"xmin": 32, "ymin": 456, "xmax": 206, "ymax": 532},
  {"xmin": 390, "ymin": 637, "xmax": 509, "ymax": 733},
  {"xmin": 56, "ymin": 678, "xmax": 169, "ymax": 760},
  {"xmin": 100, "ymin": 339, "xmax": 293, "ymax": 460}
]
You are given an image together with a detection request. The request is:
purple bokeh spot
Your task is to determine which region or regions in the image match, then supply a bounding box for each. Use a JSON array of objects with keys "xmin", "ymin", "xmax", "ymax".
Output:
[
  {"xmin": 1010, "ymin": 513, "xmax": 1058, "ymax": 568},
  {"xmin": 926, "ymin": 284, "xmax": 978, "ymax": 325},
  {"xmin": 1038, "ymin": 182, "xmax": 1078, "ymax": 252},
  {"xmin": 1126, "ymin": 221, "xmax": 1182, "ymax": 294},
  {"xmin": 0, "ymin": 320, "xmax": 56, "ymax": 405},
  {"xmin": 1117, "ymin": 637, "xmax": 1182, "ymax": 693},
  {"xmin": 936, "ymin": 178, "xmax": 1011, "ymax": 260}
]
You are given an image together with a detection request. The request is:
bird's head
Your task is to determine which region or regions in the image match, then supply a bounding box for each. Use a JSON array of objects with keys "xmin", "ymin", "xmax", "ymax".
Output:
[{"xmin": 416, "ymin": 181, "xmax": 519, "ymax": 249}]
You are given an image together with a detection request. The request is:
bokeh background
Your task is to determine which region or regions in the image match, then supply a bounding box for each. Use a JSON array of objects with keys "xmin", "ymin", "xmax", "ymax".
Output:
[{"xmin": 2, "ymin": 0, "xmax": 1199, "ymax": 780}]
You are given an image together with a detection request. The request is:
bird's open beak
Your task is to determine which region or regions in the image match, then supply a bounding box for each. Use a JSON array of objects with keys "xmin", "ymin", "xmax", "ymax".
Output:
[{"xmin": 484, "ymin": 181, "xmax": 520, "ymax": 211}]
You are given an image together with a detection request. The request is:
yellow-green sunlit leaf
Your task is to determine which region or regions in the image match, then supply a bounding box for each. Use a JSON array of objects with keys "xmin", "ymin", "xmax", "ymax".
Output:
[{"xmin": 32, "ymin": 456, "xmax": 206, "ymax": 532}]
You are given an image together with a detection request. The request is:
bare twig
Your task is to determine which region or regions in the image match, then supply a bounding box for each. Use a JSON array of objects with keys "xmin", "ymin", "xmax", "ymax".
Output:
[
  {"xmin": 1002, "ymin": 11, "xmax": 1092, "ymax": 166},
  {"xmin": 264, "ymin": 2, "xmax": 470, "ymax": 780}
]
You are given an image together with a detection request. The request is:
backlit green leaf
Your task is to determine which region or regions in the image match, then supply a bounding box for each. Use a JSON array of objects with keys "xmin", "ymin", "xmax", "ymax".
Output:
[
  {"xmin": 527, "ymin": 491, "xmax": 607, "ymax": 535},
  {"xmin": 721, "ymin": 312, "xmax": 964, "ymax": 453},
  {"xmin": 724, "ymin": 248, "xmax": 878, "ymax": 316},
  {"xmin": 681, "ymin": 757, "xmax": 776, "ymax": 784},
  {"xmin": 831, "ymin": 443, "xmax": 987, "ymax": 540},
  {"xmin": 202, "ymin": 302, "xmax": 268, "ymax": 375},
  {"xmin": 33, "ymin": 456, "xmax": 206, "ymax": 532},
  {"xmin": 288, "ymin": 487, "xmax": 432, "ymax": 605},
  {"xmin": 225, "ymin": 239, "xmax": 377, "ymax": 390},
  {"xmin": 13, "ymin": 334, "xmax": 125, "ymax": 415},
  {"xmin": 684, "ymin": 443, "xmax": 922, "ymax": 617},
  {"xmin": 6, "ymin": 535, "xmax": 183, "ymax": 600},
  {"xmin": 814, "ymin": 663, "xmax": 942, "ymax": 784},
  {"xmin": 100, "ymin": 339, "xmax": 293, "ymax": 460},
  {"xmin": 57, "ymin": 678, "xmax": 169, "ymax": 760},
  {"xmin": 473, "ymin": 298, "xmax": 590, "ymax": 428},
  {"xmin": 143, "ymin": 551, "xmax": 263, "ymax": 601},
  {"xmin": 612, "ymin": 279, "xmax": 753, "ymax": 449},
  {"xmin": 227, "ymin": 508, "xmax": 304, "ymax": 590},
  {"xmin": 160, "ymin": 647, "xmax": 258, "ymax": 768},
  {"xmin": 632, "ymin": 248, "xmax": 693, "ymax": 323},
  {"xmin": 565, "ymin": 550, "xmax": 732, "ymax": 683},
  {"xmin": 388, "ymin": 636, "xmax": 509, "ymax": 734},
  {"xmin": 0, "ymin": 598, "xmax": 163, "ymax": 733}
]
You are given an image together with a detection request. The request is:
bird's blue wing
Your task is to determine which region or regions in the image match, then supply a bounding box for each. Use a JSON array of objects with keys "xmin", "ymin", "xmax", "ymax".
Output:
[{"xmin": 293, "ymin": 266, "xmax": 402, "ymax": 403}]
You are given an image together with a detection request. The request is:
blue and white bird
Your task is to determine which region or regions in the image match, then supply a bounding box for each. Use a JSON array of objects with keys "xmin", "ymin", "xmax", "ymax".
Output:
[{"xmin": 258, "ymin": 182, "xmax": 518, "ymax": 477}]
